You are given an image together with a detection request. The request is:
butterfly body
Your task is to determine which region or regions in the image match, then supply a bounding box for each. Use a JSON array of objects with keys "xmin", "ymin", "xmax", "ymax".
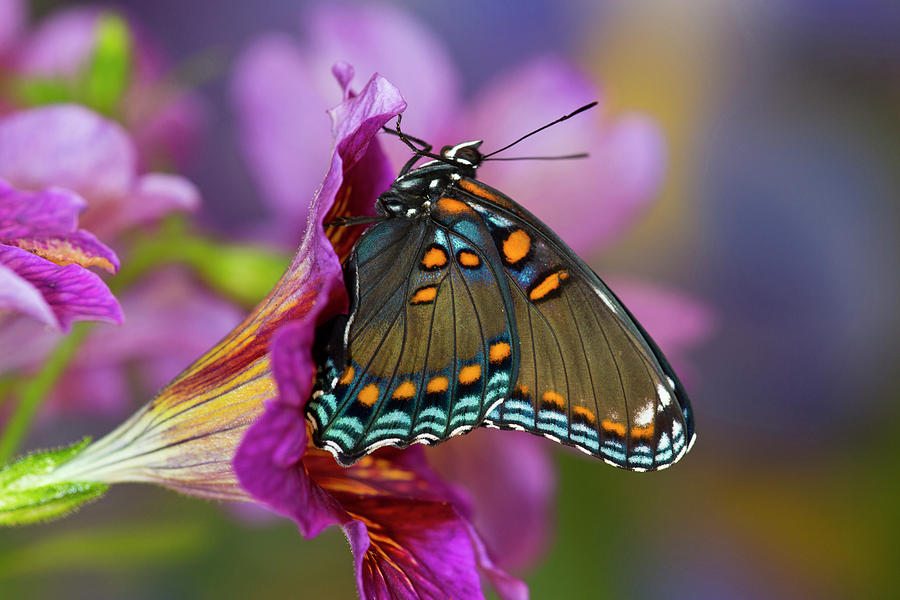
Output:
[{"xmin": 310, "ymin": 140, "xmax": 696, "ymax": 471}]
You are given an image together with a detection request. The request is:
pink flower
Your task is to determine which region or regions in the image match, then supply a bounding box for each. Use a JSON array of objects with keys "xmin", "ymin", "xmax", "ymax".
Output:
[
  {"xmin": 0, "ymin": 104, "xmax": 198, "ymax": 240},
  {"xmin": 0, "ymin": 179, "xmax": 121, "ymax": 331},
  {"xmin": 0, "ymin": 104, "xmax": 205, "ymax": 417},
  {"xmin": 2, "ymin": 3, "xmax": 205, "ymax": 169},
  {"xmin": 231, "ymin": 2, "xmax": 710, "ymax": 573}
]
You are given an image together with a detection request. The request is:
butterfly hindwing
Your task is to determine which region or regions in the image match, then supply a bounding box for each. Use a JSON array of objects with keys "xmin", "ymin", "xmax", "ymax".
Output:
[
  {"xmin": 309, "ymin": 213, "xmax": 517, "ymax": 465},
  {"xmin": 453, "ymin": 178, "xmax": 695, "ymax": 470}
]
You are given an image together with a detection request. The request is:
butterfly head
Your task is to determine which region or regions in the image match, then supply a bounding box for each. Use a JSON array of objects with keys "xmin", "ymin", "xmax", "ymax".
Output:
[
  {"xmin": 440, "ymin": 140, "xmax": 485, "ymax": 169},
  {"xmin": 379, "ymin": 140, "xmax": 485, "ymax": 218}
]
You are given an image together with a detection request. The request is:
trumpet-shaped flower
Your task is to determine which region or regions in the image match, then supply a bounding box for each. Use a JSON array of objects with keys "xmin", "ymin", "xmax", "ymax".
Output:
[{"xmin": 28, "ymin": 66, "xmax": 525, "ymax": 598}]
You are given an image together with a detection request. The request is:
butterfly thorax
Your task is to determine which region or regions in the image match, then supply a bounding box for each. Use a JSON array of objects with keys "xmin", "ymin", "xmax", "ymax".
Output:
[{"xmin": 378, "ymin": 141, "xmax": 484, "ymax": 219}]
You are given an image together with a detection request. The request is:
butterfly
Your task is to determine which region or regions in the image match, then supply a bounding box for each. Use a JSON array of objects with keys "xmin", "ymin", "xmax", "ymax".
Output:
[{"xmin": 309, "ymin": 104, "xmax": 696, "ymax": 471}]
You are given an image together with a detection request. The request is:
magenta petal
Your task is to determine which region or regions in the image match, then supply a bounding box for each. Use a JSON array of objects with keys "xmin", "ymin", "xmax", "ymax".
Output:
[
  {"xmin": 9, "ymin": 229, "xmax": 119, "ymax": 273},
  {"xmin": 465, "ymin": 521, "xmax": 530, "ymax": 600},
  {"xmin": 236, "ymin": 400, "xmax": 345, "ymax": 537},
  {"xmin": 466, "ymin": 57, "xmax": 665, "ymax": 254},
  {"xmin": 348, "ymin": 499, "xmax": 484, "ymax": 600},
  {"xmin": 0, "ymin": 244, "xmax": 122, "ymax": 331},
  {"xmin": 429, "ymin": 429, "xmax": 556, "ymax": 571},
  {"xmin": 0, "ymin": 105, "xmax": 135, "ymax": 201},
  {"xmin": 0, "ymin": 261, "xmax": 57, "ymax": 327},
  {"xmin": 0, "ymin": 181, "xmax": 85, "ymax": 239}
]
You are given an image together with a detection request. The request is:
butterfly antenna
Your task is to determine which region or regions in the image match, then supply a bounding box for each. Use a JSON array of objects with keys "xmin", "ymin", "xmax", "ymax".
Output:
[
  {"xmin": 481, "ymin": 101, "xmax": 599, "ymax": 159},
  {"xmin": 484, "ymin": 152, "xmax": 590, "ymax": 162}
]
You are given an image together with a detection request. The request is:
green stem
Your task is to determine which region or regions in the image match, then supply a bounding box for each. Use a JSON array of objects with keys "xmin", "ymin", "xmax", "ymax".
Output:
[
  {"xmin": 0, "ymin": 376, "xmax": 20, "ymax": 413},
  {"xmin": 0, "ymin": 324, "xmax": 93, "ymax": 464}
]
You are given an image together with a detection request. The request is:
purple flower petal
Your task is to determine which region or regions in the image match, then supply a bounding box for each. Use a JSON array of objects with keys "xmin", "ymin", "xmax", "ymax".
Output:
[
  {"xmin": 465, "ymin": 57, "xmax": 666, "ymax": 254},
  {"xmin": 0, "ymin": 244, "xmax": 122, "ymax": 331},
  {"xmin": 429, "ymin": 428, "xmax": 556, "ymax": 571},
  {"xmin": 0, "ymin": 261, "xmax": 57, "ymax": 327},
  {"xmin": 7, "ymin": 230, "xmax": 119, "ymax": 273},
  {"xmin": 0, "ymin": 180, "xmax": 85, "ymax": 239},
  {"xmin": 346, "ymin": 498, "xmax": 484, "ymax": 600},
  {"xmin": 0, "ymin": 104, "xmax": 136, "ymax": 201}
]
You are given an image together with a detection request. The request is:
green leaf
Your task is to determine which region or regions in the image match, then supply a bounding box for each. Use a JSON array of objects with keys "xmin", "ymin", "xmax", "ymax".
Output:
[
  {"xmin": 6, "ymin": 77, "xmax": 75, "ymax": 107},
  {"xmin": 0, "ymin": 439, "xmax": 108, "ymax": 526},
  {"xmin": 118, "ymin": 218, "xmax": 291, "ymax": 308},
  {"xmin": 81, "ymin": 13, "xmax": 133, "ymax": 116},
  {"xmin": 183, "ymin": 240, "xmax": 290, "ymax": 308}
]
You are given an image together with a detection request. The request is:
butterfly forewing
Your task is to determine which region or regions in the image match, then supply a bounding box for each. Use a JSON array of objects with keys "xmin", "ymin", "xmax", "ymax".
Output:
[{"xmin": 310, "ymin": 213, "xmax": 517, "ymax": 465}]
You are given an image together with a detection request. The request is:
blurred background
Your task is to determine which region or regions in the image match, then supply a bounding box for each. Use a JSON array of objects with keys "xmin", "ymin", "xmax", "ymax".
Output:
[{"xmin": 2, "ymin": 0, "xmax": 899, "ymax": 598}]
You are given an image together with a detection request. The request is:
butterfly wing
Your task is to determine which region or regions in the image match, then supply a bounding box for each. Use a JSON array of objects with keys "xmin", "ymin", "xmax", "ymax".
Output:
[
  {"xmin": 309, "ymin": 214, "xmax": 518, "ymax": 466},
  {"xmin": 450, "ymin": 178, "xmax": 696, "ymax": 471}
]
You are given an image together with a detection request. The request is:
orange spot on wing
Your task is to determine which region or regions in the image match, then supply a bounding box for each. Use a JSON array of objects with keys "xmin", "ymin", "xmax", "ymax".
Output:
[
  {"xmin": 411, "ymin": 286, "xmax": 437, "ymax": 304},
  {"xmin": 437, "ymin": 197, "xmax": 472, "ymax": 214},
  {"xmin": 426, "ymin": 376, "xmax": 449, "ymax": 394},
  {"xmin": 458, "ymin": 364, "xmax": 482, "ymax": 385},
  {"xmin": 573, "ymin": 406, "xmax": 597, "ymax": 425},
  {"xmin": 339, "ymin": 366, "xmax": 355, "ymax": 385},
  {"xmin": 421, "ymin": 246, "xmax": 447, "ymax": 269},
  {"xmin": 601, "ymin": 418, "xmax": 626, "ymax": 436},
  {"xmin": 459, "ymin": 178, "xmax": 499, "ymax": 202},
  {"xmin": 529, "ymin": 270, "xmax": 568, "ymax": 301},
  {"xmin": 392, "ymin": 381, "xmax": 416, "ymax": 400},
  {"xmin": 502, "ymin": 230, "xmax": 530, "ymax": 264},
  {"xmin": 489, "ymin": 342, "xmax": 511, "ymax": 363},
  {"xmin": 631, "ymin": 424, "xmax": 655, "ymax": 440},
  {"xmin": 457, "ymin": 250, "xmax": 481, "ymax": 268},
  {"xmin": 358, "ymin": 384, "xmax": 380, "ymax": 407},
  {"xmin": 541, "ymin": 390, "xmax": 566, "ymax": 408}
]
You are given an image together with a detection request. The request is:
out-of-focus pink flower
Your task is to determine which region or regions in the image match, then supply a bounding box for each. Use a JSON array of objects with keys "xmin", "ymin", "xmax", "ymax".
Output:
[
  {"xmin": 0, "ymin": 179, "xmax": 121, "ymax": 331},
  {"xmin": 3, "ymin": 5, "xmax": 205, "ymax": 169},
  {"xmin": 0, "ymin": 104, "xmax": 202, "ymax": 417},
  {"xmin": 230, "ymin": 2, "xmax": 701, "ymax": 574},
  {"xmin": 0, "ymin": 104, "xmax": 198, "ymax": 240}
]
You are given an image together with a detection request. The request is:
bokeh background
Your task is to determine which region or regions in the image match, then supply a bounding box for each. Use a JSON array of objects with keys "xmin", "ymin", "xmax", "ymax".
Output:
[{"xmin": 3, "ymin": 1, "xmax": 899, "ymax": 598}]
